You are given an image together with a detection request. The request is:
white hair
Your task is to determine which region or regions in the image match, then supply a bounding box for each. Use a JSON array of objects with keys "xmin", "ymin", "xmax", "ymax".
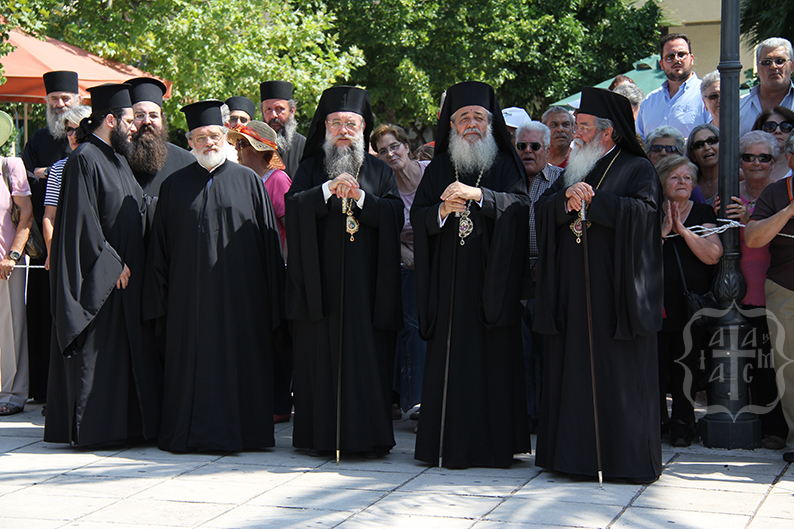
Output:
[
  {"xmin": 515, "ymin": 119, "xmax": 550, "ymax": 146},
  {"xmin": 756, "ymin": 38, "xmax": 793, "ymax": 62}
]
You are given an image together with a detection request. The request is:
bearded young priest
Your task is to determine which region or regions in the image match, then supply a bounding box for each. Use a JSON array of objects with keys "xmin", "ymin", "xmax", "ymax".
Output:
[
  {"xmin": 46, "ymin": 83, "xmax": 162, "ymax": 447},
  {"xmin": 411, "ymin": 81, "xmax": 531, "ymax": 469},
  {"xmin": 534, "ymin": 87, "xmax": 663, "ymax": 483},
  {"xmin": 285, "ymin": 86, "xmax": 403, "ymax": 457},
  {"xmin": 142, "ymin": 100, "xmax": 286, "ymax": 452}
]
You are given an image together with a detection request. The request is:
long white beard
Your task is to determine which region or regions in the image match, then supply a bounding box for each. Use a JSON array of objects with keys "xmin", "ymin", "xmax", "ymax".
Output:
[
  {"xmin": 276, "ymin": 115, "xmax": 297, "ymax": 152},
  {"xmin": 46, "ymin": 105, "xmax": 68, "ymax": 139},
  {"xmin": 323, "ymin": 129, "xmax": 365, "ymax": 178},
  {"xmin": 448, "ymin": 125, "xmax": 498, "ymax": 175},
  {"xmin": 564, "ymin": 136, "xmax": 607, "ymax": 186},
  {"xmin": 195, "ymin": 147, "xmax": 226, "ymax": 170}
]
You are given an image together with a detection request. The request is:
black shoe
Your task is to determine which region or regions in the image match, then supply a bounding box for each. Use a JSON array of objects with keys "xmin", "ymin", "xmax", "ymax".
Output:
[
  {"xmin": 391, "ymin": 404, "xmax": 403, "ymax": 420},
  {"xmin": 670, "ymin": 418, "xmax": 693, "ymax": 447},
  {"xmin": 783, "ymin": 450, "xmax": 794, "ymax": 463}
]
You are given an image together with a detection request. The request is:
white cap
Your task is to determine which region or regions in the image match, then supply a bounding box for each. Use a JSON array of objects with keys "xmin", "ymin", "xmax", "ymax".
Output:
[{"xmin": 502, "ymin": 107, "xmax": 531, "ymax": 129}]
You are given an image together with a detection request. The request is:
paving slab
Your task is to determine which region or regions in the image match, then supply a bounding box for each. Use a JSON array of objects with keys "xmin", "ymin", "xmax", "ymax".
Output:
[
  {"xmin": 286, "ymin": 468, "xmax": 414, "ymax": 491},
  {"xmin": 337, "ymin": 511, "xmax": 477, "ymax": 529},
  {"xmin": 485, "ymin": 496, "xmax": 624, "ymax": 528},
  {"xmin": 512, "ymin": 472, "xmax": 641, "ymax": 506},
  {"xmin": 0, "ymin": 486, "xmax": 117, "ymax": 521},
  {"xmin": 366, "ymin": 491, "xmax": 504, "ymax": 519},
  {"xmin": 395, "ymin": 471, "xmax": 530, "ymax": 497},
  {"xmin": 79, "ymin": 498, "xmax": 234, "ymax": 527},
  {"xmin": 632, "ymin": 485, "xmax": 766, "ymax": 515},
  {"xmin": 753, "ymin": 490, "xmax": 794, "ymax": 520},
  {"xmin": 248, "ymin": 484, "xmax": 387, "ymax": 511},
  {"xmin": 612, "ymin": 507, "xmax": 750, "ymax": 529},
  {"xmin": 199, "ymin": 505, "xmax": 350, "ymax": 529}
]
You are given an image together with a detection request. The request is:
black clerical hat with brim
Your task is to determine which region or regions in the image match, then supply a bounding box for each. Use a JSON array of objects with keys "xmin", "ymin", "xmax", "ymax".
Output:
[
  {"xmin": 225, "ymin": 96, "xmax": 256, "ymax": 120},
  {"xmin": 434, "ymin": 81, "xmax": 521, "ymax": 173},
  {"xmin": 301, "ymin": 85, "xmax": 374, "ymax": 162},
  {"xmin": 578, "ymin": 87, "xmax": 645, "ymax": 158},
  {"xmin": 181, "ymin": 100, "xmax": 224, "ymax": 131},
  {"xmin": 43, "ymin": 71, "xmax": 79, "ymax": 94},
  {"xmin": 127, "ymin": 77, "xmax": 167, "ymax": 107},
  {"xmin": 260, "ymin": 81, "xmax": 293, "ymax": 102},
  {"xmin": 87, "ymin": 83, "xmax": 132, "ymax": 114}
]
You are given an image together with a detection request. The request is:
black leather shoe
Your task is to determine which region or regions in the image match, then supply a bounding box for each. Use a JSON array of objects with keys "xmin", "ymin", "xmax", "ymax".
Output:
[{"xmin": 783, "ymin": 450, "xmax": 794, "ymax": 463}]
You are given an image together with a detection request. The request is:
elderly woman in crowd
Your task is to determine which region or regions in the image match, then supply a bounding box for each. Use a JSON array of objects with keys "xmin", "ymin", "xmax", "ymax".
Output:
[
  {"xmin": 646, "ymin": 125, "xmax": 685, "ymax": 166},
  {"xmin": 371, "ymin": 123, "xmax": 429, "ymax": 419},
  {"xmin": 700, "ymin": 71, "xmax": 720, "ymax": 128},
  {"xmin": 0, "ymin": 110, "xmax": 33, "ymax": 416},
  {"xmin": 686, "ymin": 123, "xmax": 720, "ymax": 205},
  {"xmin": 752, "ymin": 106, "xmax": 794, "ymax": 181},
  {"xmin": 745, "ymin": 131, "xmax": 794, "ymax": 463},
  {"xmin": 725, "ymin": 131, "xmax": 789, "ymax": 450},
  {"xmin": 42, "ymin": 105, "xmax": 91, "ymax": 270},
  {"xmin": 657, "ymin": 155, "xmax": 723, "ymax": 446}
]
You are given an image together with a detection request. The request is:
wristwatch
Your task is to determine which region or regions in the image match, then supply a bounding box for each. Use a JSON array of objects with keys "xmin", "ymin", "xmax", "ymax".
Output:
[{"xmin": 8, "ymin": 250, "xmax": 21, "ymax": 262}]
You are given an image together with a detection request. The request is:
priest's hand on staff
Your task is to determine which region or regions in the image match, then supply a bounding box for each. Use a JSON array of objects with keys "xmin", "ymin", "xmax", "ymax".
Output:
[
  {"xmin": 565, "ymin": 182, "xmax": 594, "ymax": 212},
  {"xmin": 439, "ymin": 196, "xmax": 466, "ymax": 219},
  {"xmin": 116, "ymin": 264, "xmax": 131, "ymax": 290},
  {"xmin": 441, "ymin": 182, "xmax": 482, "ymax": 204},
  {"xmin": 329, "ymin": 172, "xmax": 361, "ymax": 200}
]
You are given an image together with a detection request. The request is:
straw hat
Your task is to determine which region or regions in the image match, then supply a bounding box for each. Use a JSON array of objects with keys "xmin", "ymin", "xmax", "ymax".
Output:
[
  {"xmin": 226, "ymin": 120, "xmax": 285, "ymax": 170},
  {"xmin": 0, "ymin": 110, "xmax": 14, "ymax": 147}
]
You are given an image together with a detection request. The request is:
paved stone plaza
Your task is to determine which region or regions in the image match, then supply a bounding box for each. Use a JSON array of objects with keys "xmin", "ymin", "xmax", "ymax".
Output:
[{"xmin": 1, "ymin": 402, "xmax": 792, "ymax": 528}]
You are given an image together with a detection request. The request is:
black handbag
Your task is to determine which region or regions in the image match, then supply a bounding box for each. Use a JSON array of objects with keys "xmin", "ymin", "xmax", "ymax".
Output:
[
  {"xmin": 673, "ymin": 243, "xmax": 717, "ymax": 326},
  {"xmin": 2, "ymin": 157, "xmax": 47, "ymax": 260}
]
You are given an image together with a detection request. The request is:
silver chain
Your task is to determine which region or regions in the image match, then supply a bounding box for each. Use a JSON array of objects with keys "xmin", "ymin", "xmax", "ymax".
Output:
[{"xmin": 664, "ymin": 218, "xmax": 794, "ymax": 239}]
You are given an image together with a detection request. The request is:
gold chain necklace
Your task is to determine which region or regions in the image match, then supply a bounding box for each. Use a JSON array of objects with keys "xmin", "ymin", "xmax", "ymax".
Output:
[
  {"xmin": 570, "ymin": 148, "xmax": 621, "ymax": 244},
  {"xmin": 453, "ymin": 164, "xmax": 485, "ymax": 245},
  {"xmin": 340, "ymin": 165, "xmax": 362, "ymax": 242}
]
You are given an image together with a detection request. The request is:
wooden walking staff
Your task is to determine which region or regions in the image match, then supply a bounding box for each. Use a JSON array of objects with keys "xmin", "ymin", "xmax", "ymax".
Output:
[
  {"xmin": 580, "ymin": 199, "xmax": 604, "ymax": 487},
  {"xmin": 336, "ymin": 206, "xmax": 348, "ymax": 464}
]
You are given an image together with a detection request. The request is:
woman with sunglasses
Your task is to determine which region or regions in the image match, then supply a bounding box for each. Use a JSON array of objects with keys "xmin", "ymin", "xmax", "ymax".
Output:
[
  {"xmin": 686, "ymin": 123, "xmax": 720, "ymax": 206},
  {"xmin": 722, "ymin": 131, "xmax": 789, "ymax": 450},
  {"xmin": 41, "ymin": 105, "xmax": 91, "ymax": 271},
  {"xmin": 752, "ymin": 106, "xmax": 794, "ymax": 181}
]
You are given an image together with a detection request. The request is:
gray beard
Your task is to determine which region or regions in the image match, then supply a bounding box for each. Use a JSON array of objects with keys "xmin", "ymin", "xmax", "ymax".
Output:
[
  {"xmin": 564, "ymin": 137, "xmax": 607, "ymax": 186},
  {"xmin": 46, "ymin": 106, "xmax": 68, "ymax": 139},
  {"xmin": 323, "ymin": 130, "xmax": 365, "ymax": 178},
  {"xmin": 276, "ymin": 115, "xmax": 297, "ymax": 152},
  {"xmin": 195, "ymin": 148, "xmax": 226, "ymax": 170},
  {"xmin": 448, "ymin": 126, "xmax": 498, "ymax": 175}
]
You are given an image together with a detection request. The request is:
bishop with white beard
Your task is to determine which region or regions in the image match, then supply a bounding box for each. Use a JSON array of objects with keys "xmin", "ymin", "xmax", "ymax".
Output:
[
  {"xmin": 285, "ymin": 86, "xmax": 403, "ymax": 457},
  {"xmin": 534, "ymin": 87, "xmax": 664, "ymax": 483},
  {"xmin": 411, "ymin": 81, "xmax": 531, "ymax": 469}
]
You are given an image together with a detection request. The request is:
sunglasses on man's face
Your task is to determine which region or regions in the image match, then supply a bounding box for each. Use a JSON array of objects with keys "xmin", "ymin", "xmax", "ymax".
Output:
[
  {"xmin": 759, "ymin": 57, "xmax": 789, "ymax": 68},
  {"xmin": 761, "ymin": 120, "xmax": 794, "ymax": 134},
  {"xmin": 649, "ymin": 144, "xmax": 679, "ymax": 154},
  {"xmin": 516, "ymin": 142, "xmax": 543, "ymax": 152}
]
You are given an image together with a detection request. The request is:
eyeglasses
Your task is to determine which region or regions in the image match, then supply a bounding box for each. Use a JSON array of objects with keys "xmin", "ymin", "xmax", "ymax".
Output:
[
  {"xmin": 235, "ymin": 138, "xmax": 251, "ymax": 150},
  {"xmin": 649, "ymin": 144, "xmax": 679, "ymax": 154},
  {"xmin": 759, "ymin": 57, "xmax": 789, "ymax": 68},
  {"xmin": 663, "ymin": 51, "xmax": 690, "ymax": 63},
  {"xmin": 740, "ymin": 153, "xmax": 774, "ymax": 163},
  {"xmin": 704, "ymin": 93, "xmax": 720, "ymax": 102},
  {"xmin": 377, "ymin": 142, "xmax": 403, "ymax": 157},
  {"xmin": 573, "ymin": 123, "xmax": 596, "ymax": 134},
  {"xmin": 326, "ymin": 119, "xmax": 361, "ymax": 132},
  {"xmin": 65, "ymin": 126, "xmax": 77, "ymax": 136},
  {"xmin": 192, "ymin": 133, "xmax": 223, "ymax": 145},
  {"xmin": 516, "ymin": 141, "xmax": 543, "ymax": 152},
  {"xmin": 691, "ymin": 136, "xmax": 719, "ymax": 150},
  {"xmin": 228, "ymin": 115, "xmax": 250, "ymax": 126},
  {"xmin": 134, "ymin": 111, "xmax": 161, "ymax": 122},
  {"xmin": 761, "ymin": 120, "xmax": 794, "ymax": 134}
]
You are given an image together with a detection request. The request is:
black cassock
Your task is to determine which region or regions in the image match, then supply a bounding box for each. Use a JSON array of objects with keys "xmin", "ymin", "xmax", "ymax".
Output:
[
  {"xmin": 280, "ymin": 133, "xmax": 307, "ymax": 178},
  {"xmin": 132, "ymin": 142, "xmax": 195, "ymax": 198},
  {"xmin": 285, "ymin": 154, "xmax": 402, "ymax": 453},
  {"xmin": 534, "ymin": 148, "xmax": 663, "ymax": 480},
  {"xmin": 412, "ymin": 152, "xmax": 531, "ymax": 468},
  {"xmin": 22, "ymin": 127, "xmax": 70, "ymax": 400},
  {"xmin": 143, "ymin": 160, "xmax": 286, "ymax": 452},
  {"xmin": 45, "ymin": 135, "xmax": 161, "ymax": 446}
]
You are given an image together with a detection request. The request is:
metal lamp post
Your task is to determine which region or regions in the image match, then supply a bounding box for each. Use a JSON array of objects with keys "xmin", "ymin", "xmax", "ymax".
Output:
[{"xmin": 698, "ymin": 0, "xmax": 762, "ymax": 449}]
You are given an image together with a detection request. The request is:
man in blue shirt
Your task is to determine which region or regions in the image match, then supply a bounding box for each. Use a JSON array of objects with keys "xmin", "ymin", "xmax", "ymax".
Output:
[
  {"xmin": 739, "ymin": 38, "xmax": 794, "ymax": 137},
  {"xmin": 636, "ymin": 33, "xmax": 710, "ymax": 140}
]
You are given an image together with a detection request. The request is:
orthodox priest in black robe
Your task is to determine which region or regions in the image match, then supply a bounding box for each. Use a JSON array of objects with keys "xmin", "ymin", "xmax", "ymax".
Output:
[
  {"xmin": 260, "ymin": 81, "xmax": 306, "ymax": 178},
  {"xmin": 286, "ymin": 86, "xmax": 403, "ymax": 456},
  {"xmin": 143, "ymin": 100, "xmax": 286, "ymax": 453},
  {"xmin": 126, "ymin": 77, "xmax": 194, "ymax": 198},
  {"xmin": 22, "ymin": 71, "xmax": 80, "ymax": 401},
  {"xmin": 412, "ymin": 81, "xmax": 531, "ymax": 469},
  {"xmin": 45, "ymin": 83, "xmax": 162, "ymax": 447},
  {"xmin": 534, "ymin": 87, "xmax": 663, "ymax": 483}
]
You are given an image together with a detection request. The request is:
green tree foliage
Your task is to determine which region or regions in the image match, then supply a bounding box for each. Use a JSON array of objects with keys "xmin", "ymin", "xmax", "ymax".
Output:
[
  {"xmin": 1, "ymin": 0, "xmax": 364, "ymax": 133},
  {"xmin": 303, "ymin": 0, "xmax": 662, "ymax": 140},
  {"xmin": 740, "ymin": 0, "xmax": 794, "ymax": 50}
]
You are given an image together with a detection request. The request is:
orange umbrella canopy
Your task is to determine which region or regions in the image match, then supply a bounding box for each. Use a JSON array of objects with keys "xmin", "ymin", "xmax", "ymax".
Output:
[{"xmin": 0, "ymin": 27, "xmax": 171, "ymax": 103}]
